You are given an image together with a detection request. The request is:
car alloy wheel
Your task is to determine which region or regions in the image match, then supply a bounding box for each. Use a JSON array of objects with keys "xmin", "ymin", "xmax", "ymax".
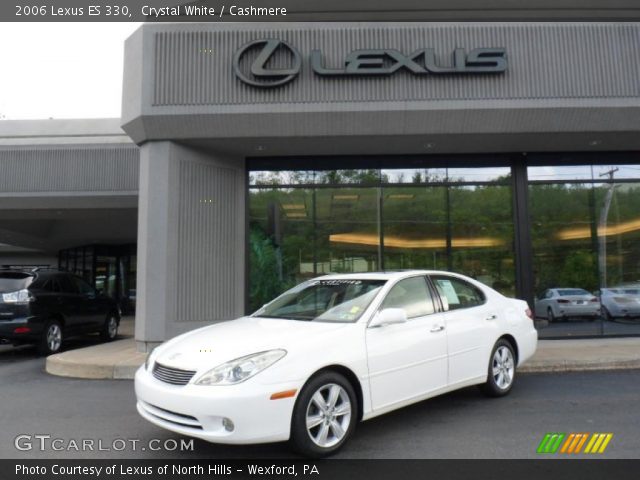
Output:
[
  {"xmin": 290, "ymin": 371, "xmax": 357, "ymax": 457},
  {"xmin": 492, "ymin": 346, "xmax": 515, "ymax": 390},
  {"xmin": 480, "ymin": 339, "xmax": 516, "ymax": 397},
  {"xmin": 38, "ymin": 320, "xmax": 63, "ymax": 355},
  {"xmin": 305, "ymin": 383, "xmax": 352, "ymax": 448},
  {"xmin": 100, "ymin": 314, "xmax": 119, "ymax": 341}
]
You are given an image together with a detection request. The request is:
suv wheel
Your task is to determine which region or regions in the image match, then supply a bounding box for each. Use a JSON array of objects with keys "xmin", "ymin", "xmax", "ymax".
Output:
[
  {"xmin": 100, "ymin": 314, "xmax": 119, "ymax": 341},
  {"xmin": 38, "ymin": 320, "xmax": 63, "ymax": 356}
]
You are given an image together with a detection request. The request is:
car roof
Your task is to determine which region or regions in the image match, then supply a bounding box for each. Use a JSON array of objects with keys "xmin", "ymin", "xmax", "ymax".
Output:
[{"xmin": 314, "ymin": 270, "xmax": 461, "ymax": 281}]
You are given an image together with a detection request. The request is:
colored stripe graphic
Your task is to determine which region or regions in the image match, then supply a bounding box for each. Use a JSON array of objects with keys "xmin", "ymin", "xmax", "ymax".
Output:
[
  {"xmin": 539, "ymin": 433, "xmax": 613, "ymax": 454},
  {"xmin": 537, "ymin": 433, "xmax": 565, "ymax": 453},
  {"xmin": 560, "ymin": 433, "xmax": 589, "ymax": 453},
  {"xmin": 584, "ymin": 433, "xmax": 613, "ymax": 454}
]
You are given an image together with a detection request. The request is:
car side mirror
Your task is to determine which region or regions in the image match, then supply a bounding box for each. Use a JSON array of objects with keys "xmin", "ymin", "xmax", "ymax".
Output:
[{"xmin": 369, "ymin": 308, "xmax": 408, "ymax": 328}]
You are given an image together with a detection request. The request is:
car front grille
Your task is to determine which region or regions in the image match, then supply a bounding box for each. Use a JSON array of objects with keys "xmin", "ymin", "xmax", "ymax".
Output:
[{"xmin": 152, "ymin": 362, "xmax": 196, "ymax": 386}]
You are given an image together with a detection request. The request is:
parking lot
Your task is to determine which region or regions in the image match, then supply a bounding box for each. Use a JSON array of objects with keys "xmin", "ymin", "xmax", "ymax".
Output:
[{"xmin": 1, "ymin": 340, "xmax": 639, "ymax": 459}]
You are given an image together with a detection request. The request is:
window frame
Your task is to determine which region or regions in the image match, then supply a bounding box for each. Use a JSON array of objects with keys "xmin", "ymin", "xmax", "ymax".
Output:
[
  {"xmin": 429, "ymin": 274, "xmax": 487, "ymax": 312},
  {"xmin": 377, "ymin": 275, "xmax": 437, "ymax": 320}
]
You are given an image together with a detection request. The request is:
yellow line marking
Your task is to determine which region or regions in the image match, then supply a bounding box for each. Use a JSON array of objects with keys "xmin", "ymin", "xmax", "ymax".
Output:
[
  {"xmin": 590, "ymin": 434, "xmax": 606, "ymax": 453},
  {"xmin": 597, "ymin": 434, "xmax": 613, "ymax": 453},
  {"xmin": 584, "ymin": 433, "xmax": 598, "ymax": 453}
]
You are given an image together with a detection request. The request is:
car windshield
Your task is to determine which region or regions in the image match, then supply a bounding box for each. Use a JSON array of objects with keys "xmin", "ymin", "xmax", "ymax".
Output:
[
  {"xmin": 558, "ymin": 289, "xmax": 589, "ymax": 296},
  {"xmin": 0, "ymin": 272, "xmax": 33, "ymax": 293},
  {"xmin": 254, "ymin": 279, "xmax": 386, "ymax": 323}
]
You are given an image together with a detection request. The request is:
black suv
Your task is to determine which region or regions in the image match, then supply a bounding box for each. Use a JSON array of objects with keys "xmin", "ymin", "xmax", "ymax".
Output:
[{"xmin": 0, "ymin": 269, "xmax": 120, "ymax": 355}]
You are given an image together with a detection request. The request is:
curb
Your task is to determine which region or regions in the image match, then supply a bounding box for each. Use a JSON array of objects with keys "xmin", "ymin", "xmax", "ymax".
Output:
[
  {"xmin": 45, "ymin": 338, "xmax": 145, "ymax": 380},
  {"xmin": 519, "ymin": 359, "xmax": 640, "ymax": 374}
]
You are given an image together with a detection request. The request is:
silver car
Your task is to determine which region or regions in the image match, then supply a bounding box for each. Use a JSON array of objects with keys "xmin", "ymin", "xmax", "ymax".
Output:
[
  {"xmin": 535, "ymin": 288, "xmax": 600, "ymax": 322},
  {"xmin": 600, "ymin": 288, "xmax": 640, "ymax": 320}
]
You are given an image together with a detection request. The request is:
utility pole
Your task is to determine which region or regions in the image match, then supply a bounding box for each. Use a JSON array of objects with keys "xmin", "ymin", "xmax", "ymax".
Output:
[{"xmin": 598, "ymin": 168, "xmax": 618, "ymax": 288}]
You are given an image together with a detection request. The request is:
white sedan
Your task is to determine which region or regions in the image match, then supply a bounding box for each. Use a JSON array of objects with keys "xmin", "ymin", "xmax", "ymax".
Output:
[{"xmin": 135, "ymin": 271, "xmax": 537, "ymax": 457}]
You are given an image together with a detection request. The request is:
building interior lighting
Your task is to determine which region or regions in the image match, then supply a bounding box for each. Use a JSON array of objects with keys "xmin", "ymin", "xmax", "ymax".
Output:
[
  {"xmin": 281, "ymin": 204, "xmax": 306, "ymax": 210},
  {"xmin": 332, "ymin": 194, "xmax": 360, "ymax": 201},
  {"xmin": 557, "ymin": 218, "xmax": 640, "ymax": 240},
  {"xmin": 329, "ymin": 232, "xmax": 504, "ymax": 249}
]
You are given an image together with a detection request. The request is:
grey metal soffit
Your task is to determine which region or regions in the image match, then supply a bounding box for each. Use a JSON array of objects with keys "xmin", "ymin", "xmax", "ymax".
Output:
[{"xmin": 0, "ymin": 145, "xmax": 139, "ymax": 193}]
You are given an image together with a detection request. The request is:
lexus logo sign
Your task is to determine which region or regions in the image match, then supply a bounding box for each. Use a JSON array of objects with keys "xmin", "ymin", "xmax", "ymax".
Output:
[
  {"xmin": 233, "ymin": 38, "xmax": 508, "ymax": 88},
  {"xmin": 233, "ymin": 39, "xmax": 302, "ymax": 87}
]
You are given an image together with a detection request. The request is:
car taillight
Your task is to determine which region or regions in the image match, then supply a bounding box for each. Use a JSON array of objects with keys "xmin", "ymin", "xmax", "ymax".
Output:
[
  {"xmin": 525, "ymin": 308, "xmax": 533, "ymax": 320},
  {"xmin": 556, "ymin": 299, "xmax": 570, "ymax": 304},
  {"xmin": 1, "ymin": 289, "xmax": 33, "ymax": 305},
  {"xmin": 13, "ymin": 327, "xmax": 31, "ymax": 334},
  {"xmin": 590, "ymin": 297, "xmax": 599, "ymax": 303}
]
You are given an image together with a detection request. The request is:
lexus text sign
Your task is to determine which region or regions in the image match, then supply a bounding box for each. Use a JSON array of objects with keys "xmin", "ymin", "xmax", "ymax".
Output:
[{"xmin": 233, "ymin": 39, "xmax": 508, "ymax": 87}]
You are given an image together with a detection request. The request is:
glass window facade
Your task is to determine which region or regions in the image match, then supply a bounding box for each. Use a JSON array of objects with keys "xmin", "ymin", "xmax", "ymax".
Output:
[
  {"xmin": 248, "ymin": 155, "xmax": 640, "ymax": 339},
  {"xmin": 58, "ymin": 244, "xmax": 137, "ymax": 314}
]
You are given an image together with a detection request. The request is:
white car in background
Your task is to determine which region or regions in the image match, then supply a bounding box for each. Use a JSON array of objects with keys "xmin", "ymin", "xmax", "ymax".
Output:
[
  {"xmin": 135, "ymin": 270, "xmax": 537, "ymax": 457},
  {"xmin": 600, "ymin": 288, "xmax": 640, "ymax": 320},
  {"xmin": 535, "ymin": 288, "xmax": 600, "ymax": 322}
]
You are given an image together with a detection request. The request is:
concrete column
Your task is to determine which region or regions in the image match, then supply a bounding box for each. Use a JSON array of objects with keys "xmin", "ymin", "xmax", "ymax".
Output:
[{"xmin": 135, "ymin": 141, "xmax": 245, "ymax": 352}]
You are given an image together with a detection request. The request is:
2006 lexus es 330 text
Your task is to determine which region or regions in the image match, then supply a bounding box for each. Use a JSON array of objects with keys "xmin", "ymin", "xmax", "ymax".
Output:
[{"xmin": 135, "ymin": 271, "xmax": 537, "ymax": 457}]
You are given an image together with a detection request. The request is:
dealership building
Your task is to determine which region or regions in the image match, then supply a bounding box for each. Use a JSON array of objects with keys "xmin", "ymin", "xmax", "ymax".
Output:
[{"xmin": 2, "ymin": 6, "xmax": 640, "ymax": 348}]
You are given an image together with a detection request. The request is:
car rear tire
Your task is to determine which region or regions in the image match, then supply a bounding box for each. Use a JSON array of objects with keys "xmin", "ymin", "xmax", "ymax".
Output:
[
  {"xmin": 100, "ymin": 313, "xmax": 119, "ymax": 342},
  {"xmin": 37, "ymin": 320, "xmax": 63, "ymax": 356},
  {"xmin": 290, "ymin": 372, "xmax": 357, "ymax": 458},
  {"xmin": 602, "ymin": 307, "xmax": 612, "ymax": 322},
  {"xmin": 480, "ymin": 339, "xmax": 516, "ymax": 397},
  {"xmin": 547, "ymin": 307, "xmax": 555, "ymax": 323}
]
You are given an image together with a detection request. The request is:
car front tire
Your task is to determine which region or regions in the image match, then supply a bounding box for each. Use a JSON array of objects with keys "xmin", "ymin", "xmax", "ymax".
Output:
[
  {"xmin": 480, "ymin": 339, "xmax": 516, "ymax": 397},
  {"xmin": 290, "ymin": 371, "xmax": 358, "ymax": 458},
  {"xmin": 37, "ymin": 320, "xmax": 63, "ymax": 356},
  {"xmin": 100, "ymin": 313, "xmax": 119, "ymax": 341}
]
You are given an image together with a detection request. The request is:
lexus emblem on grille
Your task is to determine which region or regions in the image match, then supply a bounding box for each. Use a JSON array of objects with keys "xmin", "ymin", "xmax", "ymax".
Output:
[{"xmin": 233, "ymin": 39, "xmax": 302, "ymax": 87}]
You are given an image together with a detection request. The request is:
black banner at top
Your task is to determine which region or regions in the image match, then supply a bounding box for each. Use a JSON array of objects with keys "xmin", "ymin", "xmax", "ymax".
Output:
[{"xmin": 3, "ymin": 0, "xmax": 640, "ymax": 22}]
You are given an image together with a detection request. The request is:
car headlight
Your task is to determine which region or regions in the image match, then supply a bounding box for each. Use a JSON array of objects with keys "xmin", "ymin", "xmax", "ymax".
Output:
[{"xmin": 195, "ymin": 349, "xmax": 286, "ymax": 386}]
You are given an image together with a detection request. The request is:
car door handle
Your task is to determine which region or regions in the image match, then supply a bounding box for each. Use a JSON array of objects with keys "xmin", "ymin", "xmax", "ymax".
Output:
[
  {"xmin": 486, "ymin": 314, "xmax": 498, "ymax": 321},
  {"xmin": 430, "ymin": 325, "xmax": 445, "ymax": 333}
]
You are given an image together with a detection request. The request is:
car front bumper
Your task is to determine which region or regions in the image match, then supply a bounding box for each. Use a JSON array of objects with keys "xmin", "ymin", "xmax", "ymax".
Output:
[{"xmin": 134, "ymin": 366, "xmax": 299, "ymax": 445}]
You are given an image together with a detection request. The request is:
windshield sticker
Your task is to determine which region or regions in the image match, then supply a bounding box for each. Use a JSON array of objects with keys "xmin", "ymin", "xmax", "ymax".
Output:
[{"xmin": 310, "ymin": 280, "xmax": 362, "ymax": 286}]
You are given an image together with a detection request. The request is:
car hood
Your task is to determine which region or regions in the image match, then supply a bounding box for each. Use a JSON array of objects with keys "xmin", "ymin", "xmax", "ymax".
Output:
[{"xmin": 153, "ymin": 316, "xmax": 352, "ymax": 371}]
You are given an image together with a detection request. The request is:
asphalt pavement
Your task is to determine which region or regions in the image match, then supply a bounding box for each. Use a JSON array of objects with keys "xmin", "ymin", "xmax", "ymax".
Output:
[{"xmin": 1, "ymin": 343, "xmax": 639, "ymax": 459}]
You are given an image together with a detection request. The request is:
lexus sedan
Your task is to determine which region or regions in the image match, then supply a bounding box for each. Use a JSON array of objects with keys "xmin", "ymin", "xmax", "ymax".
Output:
[
  {"xmin": 534, "ymin": 288, "xmax": 600, "ymax": 322},
  {"xmin": 600, "ymin": 288, "xmax": 640, "ymax": 320},
  {"xmin": 135, "ymin": 271, "xmax": 537, "ymax": 457}
]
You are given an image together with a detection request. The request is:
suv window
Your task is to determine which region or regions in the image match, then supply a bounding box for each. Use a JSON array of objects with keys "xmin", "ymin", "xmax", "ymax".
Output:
[
  {"xmin": 0, "ymin": 272, "xmax": 33, "ymax": 293},
  {"xmin": 56, "ymin": 275, "xmax": 77, "ymax": 294},
  {"xmin": 380, "ymin": 276, "xmax": 435, "ymax": 319},
  {"xmin": 72, "ymin": 276, "xmax": 95, "ymax": 295},
  {"xmin": 432, "ymin": 275, "xmax": 485, "ymax": 311}
]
